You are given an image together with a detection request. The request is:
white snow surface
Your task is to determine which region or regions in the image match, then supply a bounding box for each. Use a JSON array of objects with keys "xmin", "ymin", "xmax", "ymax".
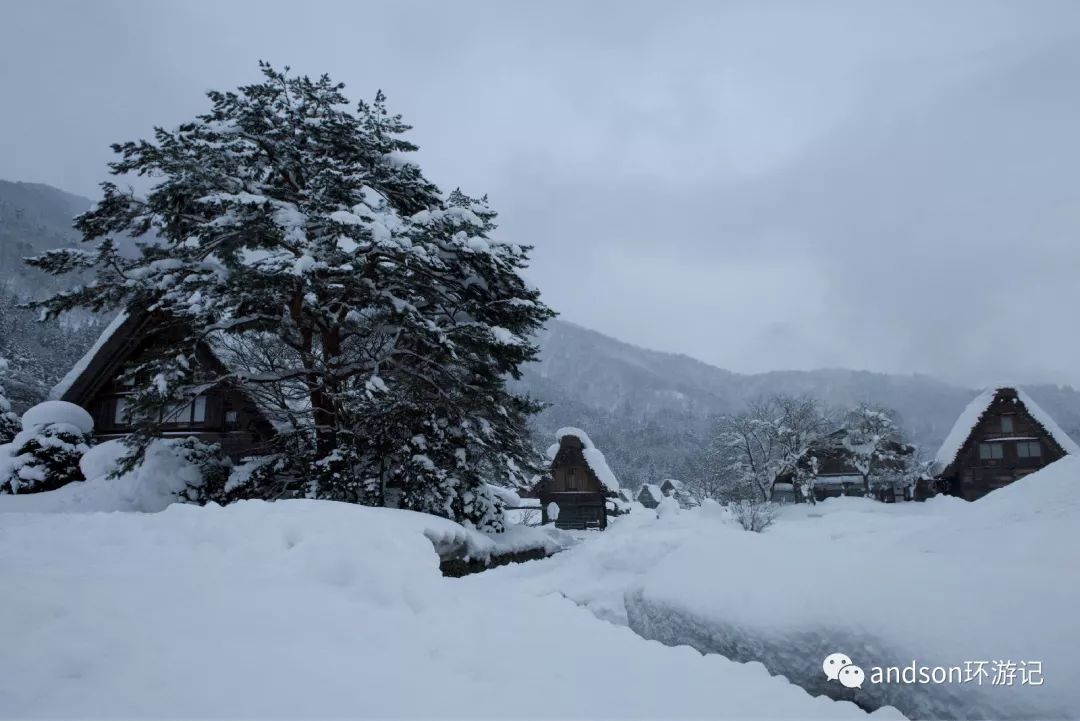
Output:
[
  {"xmin": 934, "ymin": 385, "xmax": 1080, "ymax": 471},
  {"xmin": 49, "ymin": 310, "xmax": 129, "ymax": 401},
  {"xmin": 0, "ymin": 500, "xmax": 886, "ymax": 719},
  {"xmin": 626, "ymin": 458, "xmax": 1080, "ymax": 720},
  {"xmin": 0, "ymin": 438, "xmax": 202, "ymax": 513},
  {"xmin": 548, "ymin": 426, "xmax": 620, "ymax": 491},
  {"xmin": 20, "ymin": 400, "xmax": 94, "ymax": 435}
]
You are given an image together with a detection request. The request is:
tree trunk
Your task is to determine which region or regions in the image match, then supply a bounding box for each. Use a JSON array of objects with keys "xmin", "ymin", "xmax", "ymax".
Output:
[{"xmin": 313, "ymin": 325, "xmax": 341, "ymax": 459}]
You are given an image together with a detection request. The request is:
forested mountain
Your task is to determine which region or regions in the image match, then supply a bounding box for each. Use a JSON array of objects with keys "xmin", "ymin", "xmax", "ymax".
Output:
[
  {"xmin": 0, "ymin": 180, "xmax": 91, "ymax": 296},
  {"xmin": 515, "ymin": 320, "xmax": 1080, "ymax": 489},
  {"xmin": 0, "ymin": 181, "xmax": 103, "ymax": 410}
]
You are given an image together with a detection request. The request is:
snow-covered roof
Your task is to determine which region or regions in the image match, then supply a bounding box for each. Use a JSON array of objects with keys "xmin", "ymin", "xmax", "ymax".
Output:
[
  {"xmin": 49, "ymin": 311, "xmax": 130, "ymax": 400},
  {"xmin": 637, "ymin": 483, "xmax": 662, "ymax": 502},
  {"xmin": 548, "ymin": 427, "xmax": 620, "ymax": 491},
  {"xmin": 934, "ymin": 386, "xmax": 1080, "ymax": 472}
]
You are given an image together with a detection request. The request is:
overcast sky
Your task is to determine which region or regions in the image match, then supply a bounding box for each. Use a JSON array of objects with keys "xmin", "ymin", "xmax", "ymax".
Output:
[{"xmin": 2, "ymin": 0, "xmax": 1079, "ymax": 386}]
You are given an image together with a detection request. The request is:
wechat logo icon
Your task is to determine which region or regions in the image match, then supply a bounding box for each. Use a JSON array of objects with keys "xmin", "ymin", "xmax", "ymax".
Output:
[{"xmin": 823, "ymin": 652, "xmax": 865, "ymax": 689}]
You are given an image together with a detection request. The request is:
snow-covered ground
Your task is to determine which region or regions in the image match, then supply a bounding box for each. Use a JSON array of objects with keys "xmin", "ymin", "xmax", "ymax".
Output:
[
  {"xmin": 623, "ymin": 460, "xmax": 1080, "ymax": 720},
  {"xmin": 0, "ymin": 498, "xmax": 889, "ymax": 719},
  {"xmin": 3, "ymin": 453, "xmax": 1072, "ymax": 719}
]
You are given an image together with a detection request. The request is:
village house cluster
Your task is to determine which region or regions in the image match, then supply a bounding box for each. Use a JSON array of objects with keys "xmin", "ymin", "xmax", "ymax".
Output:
[{"xmin": 47, "ymin": 312, "xmax": 1080, "ymax": 531}]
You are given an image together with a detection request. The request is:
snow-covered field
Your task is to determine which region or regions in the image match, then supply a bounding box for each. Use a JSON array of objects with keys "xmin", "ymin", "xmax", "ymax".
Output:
[
  {"xmin": 0, "ymin": 499, "xmax": 889, "ymax": 719},
  {"xmin": 2, "ymin": 457, "xmax": 1074, "ymax": 719}
]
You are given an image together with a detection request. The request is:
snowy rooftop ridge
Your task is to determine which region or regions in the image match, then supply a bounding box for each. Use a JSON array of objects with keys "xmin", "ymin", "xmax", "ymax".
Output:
[
  {"xmin": 933, "ymin": 385, "xmax": 1080, "ymax": 471},
  {"xmin": 49, "ymin": 310, "xmax": 130, "ymax": 401},
  {"xmin": 548, "ymin": 427, "xmax": 620, "ymax": 491}
]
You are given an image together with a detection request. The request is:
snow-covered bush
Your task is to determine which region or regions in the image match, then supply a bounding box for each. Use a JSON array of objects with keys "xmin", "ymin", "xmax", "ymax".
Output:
[
  {"xmin": 168, "ymin": 438, "xmax": 232, "ymax": 504},
  {"xmin": 0, "ymin": 401, "xmax": 93, "ymax": 494},
  {"xmin": 728, "ymin": 498, "xmax": 778, "ymax": 532}
]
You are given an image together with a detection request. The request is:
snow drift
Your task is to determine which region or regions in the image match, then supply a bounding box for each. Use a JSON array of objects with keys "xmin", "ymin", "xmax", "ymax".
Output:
[{"xmin": 625, "ymin": 458, "xmax": 1080, "ymax": 720}]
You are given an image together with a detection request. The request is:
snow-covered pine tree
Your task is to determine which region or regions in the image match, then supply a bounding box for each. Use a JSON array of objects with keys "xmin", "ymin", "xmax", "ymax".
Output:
[
  {"xmin": 0, "ymin": 359, "xmax": 19, "ymax": 444},
  {"xmin": 26, "ymin": 63, "xmax": 553, "ymax": 529}
]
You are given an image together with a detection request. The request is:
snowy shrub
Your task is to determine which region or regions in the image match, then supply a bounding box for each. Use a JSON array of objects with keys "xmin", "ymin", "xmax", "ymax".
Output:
[
  {"xmin": 168, "ymin": 439, "xmax": 232, "ymax": 504},
  {"xmin": 0, "ymin": 401, "xmax": 94, "ymax": 494},
  {"xmin": 728, "ymin": 499, "xmax": 778, "ymax": 533}
]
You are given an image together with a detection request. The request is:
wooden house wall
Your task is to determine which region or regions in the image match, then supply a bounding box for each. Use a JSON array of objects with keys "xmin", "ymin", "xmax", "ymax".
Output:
[
  {"xmin": 944, "ymin": 390, "xmax": 1067, "ymax": 501},
  {"xmin": 68, "ymin": 317, "xmax": 275, "ymax": 461}
]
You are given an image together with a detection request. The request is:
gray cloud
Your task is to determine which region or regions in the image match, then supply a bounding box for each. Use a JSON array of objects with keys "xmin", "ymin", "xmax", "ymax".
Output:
[{"xmin": 2, "ymin": 0, "xmax": 1078, "ymax": 385}]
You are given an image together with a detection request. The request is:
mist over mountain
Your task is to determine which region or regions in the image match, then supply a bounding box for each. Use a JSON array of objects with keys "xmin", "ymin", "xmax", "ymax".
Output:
[{"xmin": 3, "ymin": 180, "xmax": 1078, "ymax": 489}]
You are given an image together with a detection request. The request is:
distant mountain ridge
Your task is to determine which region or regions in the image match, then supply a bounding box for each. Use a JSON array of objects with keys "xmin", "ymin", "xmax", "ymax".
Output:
[{"xmin": 515, "ymin": 320, "xmax": 1080, "ymax": 487}]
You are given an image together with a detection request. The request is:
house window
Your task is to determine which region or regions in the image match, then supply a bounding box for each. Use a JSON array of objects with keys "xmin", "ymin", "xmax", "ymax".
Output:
[
  {"xmin": 162, "ymin": 395, "xmax": 209, "ymax": 426},
  {"xmin": 113, "ymin": 397, "xmax": 130, "ymax": 426},
  {"xmin": 225, "ymin": 410, "xmax": 239, "ymax": 428},
  {"xmin": 1017, "ymin": 440, "xmax": 1042, "ymax": 458},
  {"xmin": 979, "ymin": 442, "xmax": 1004, "ymax": 460},
  {"xmin": 193, "ymin": 396, "xmax": 207, "ymax": 423},
  {"xmin": 1000, "ymin": 415, "xmax": 1014, "ymax": 433},
  {"xmin": 566, "ymin": 467, "xmax": 577, "ymax": 490}
]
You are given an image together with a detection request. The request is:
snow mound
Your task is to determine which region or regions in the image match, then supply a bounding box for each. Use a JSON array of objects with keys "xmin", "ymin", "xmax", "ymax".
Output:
[
  {"xmin": 20, "ymin": 401, "xmax": 94, "ymax": 435},
  {"xmin": 79, "ymin": 439, "xmax": 127, "ymax": 479},
  {"xmin": 549, "ymin": 427, "xmax": 620, "ymax": 491},
  {"xmin": 0, "ymin": 438, "xmax": 202, "ymax": 513}
]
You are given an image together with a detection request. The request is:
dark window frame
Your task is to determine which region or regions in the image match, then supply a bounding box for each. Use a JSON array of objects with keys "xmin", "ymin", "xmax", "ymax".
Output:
[{"xmin": 1016, "ymin": 440, "xmax": 1042, "ymax": 458}]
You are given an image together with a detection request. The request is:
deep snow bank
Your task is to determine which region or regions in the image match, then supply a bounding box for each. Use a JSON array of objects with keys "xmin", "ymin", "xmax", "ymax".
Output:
[
  {"xmin": 0, "ymin": 439, "xmax": 566, "ymax": 564},
  {"xmin": 0, "ymin": 500, "xmax": 889, "ymax": 719},
  {"xmin": 626, "ymin": 459, "xmax": 1080, "ymax": 720}
]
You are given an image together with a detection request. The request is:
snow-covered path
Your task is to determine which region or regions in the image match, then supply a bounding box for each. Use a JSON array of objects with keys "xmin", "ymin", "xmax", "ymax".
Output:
[
  {"xmin": 0, "ymin": 500, "xmax": 894, "ymax": 719},
  {"xmin": 464, "ymin": 464, "xmax": 1080, "ymax": 721}
]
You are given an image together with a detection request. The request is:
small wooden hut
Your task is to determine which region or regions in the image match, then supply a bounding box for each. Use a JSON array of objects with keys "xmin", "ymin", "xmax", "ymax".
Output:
[
  {"xmin": 636, "ymin": 483, "xmax": 662, "ymax": 509},
  {"xmin": 535, "ymin": 428, "xmax": 619, "ymax": 530}
]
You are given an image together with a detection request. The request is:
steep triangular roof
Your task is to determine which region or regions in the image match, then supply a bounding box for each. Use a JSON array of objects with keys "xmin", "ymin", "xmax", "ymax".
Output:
[
  {"xmin": 51, "ymin": 309, "xmax": 281, "ymax": 434},
  {"xmin": 51, "ymin": 310, "xmax": 142, "ymax": 403},
  {"xmin": 545, "ymin": 427, "xmax": 620, "ymax": 491},
  {"xmin": 934, "ymin": 385, "xmax": 1080, "ymax": 473},
  {"xmin": 637, "ymin": 483, "xmax": 662, "ymax": 503}
]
